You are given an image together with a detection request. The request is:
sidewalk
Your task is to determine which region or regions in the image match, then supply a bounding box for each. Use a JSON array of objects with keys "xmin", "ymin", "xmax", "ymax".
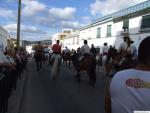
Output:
[{"xmin": 7, "ymin": 62, "xmax": 30, "ymax": 113}]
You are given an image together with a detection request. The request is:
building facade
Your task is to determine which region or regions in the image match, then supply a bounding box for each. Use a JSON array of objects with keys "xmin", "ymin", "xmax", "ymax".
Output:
[
  {"xmin": 62, "ymin": 30, "xmax": 80, "ymax": 50},
  {"xmin": 52, "ymin": 29, "xmax": 74, "ymax": 49},
  {"xmin": 61, "ymin": 0, "xmax": 150, "ymax": 51}
]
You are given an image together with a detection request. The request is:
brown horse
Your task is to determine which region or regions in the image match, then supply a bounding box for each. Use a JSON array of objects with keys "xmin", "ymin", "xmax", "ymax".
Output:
[
  {"xmin": 34, "ymin": 51, "xmax": 44, "ymax": 71},
  {"xmin": 72, "ymin": 53, "xmax": 96, "ymax": 87},
  {"xmin": 62, "ymin": 52, "xmax": 71, "ymax": 68}
]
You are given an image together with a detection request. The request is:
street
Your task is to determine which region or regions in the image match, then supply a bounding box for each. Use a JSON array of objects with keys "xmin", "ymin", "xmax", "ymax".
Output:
[{"xmin": 15, "ymin": 59, "xmax": 106, "ymax": 113}]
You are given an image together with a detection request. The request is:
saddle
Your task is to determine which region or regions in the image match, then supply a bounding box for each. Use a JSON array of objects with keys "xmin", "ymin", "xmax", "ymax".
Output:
[{"xmin": 78, "ymin": 53, "xmax": 90, "ymax": 62}]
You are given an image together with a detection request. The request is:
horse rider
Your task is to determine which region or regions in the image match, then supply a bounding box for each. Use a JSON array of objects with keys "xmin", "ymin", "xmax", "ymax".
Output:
[
  {"xmin": 70, "ymin": 49, "xmax": 76, "ymax": 57},
  {"xmin": 34, "ymin": 42, "xmax": 44, "ymax": 54},
  {"xmin": 78, "ymin": 40, "xmax": 90, "ymax": 61},
  {"xmin": 90, "ymin": 44, "xmax": 97, "ymax": 58},
  {"xmin": 34, "ymin": 42, "xmax": 44, "ymax": 71},
  {"xmin": 102, "ymin": 42, "xmax": 109, "ymax": 72},
  {"xmin": 63, "ymin": 47, "xmax": 70, "ymax": 55},
  {"xmin": 51, "ymin": 40, "xmax": 61, "ymax": 64},
  {"xmin": 117, "ymin": 36, "xmax": 134, "ymax": 65},
  {"xmin": 102, "ymin": 43, "xmax": 109, "ymax": 56}
]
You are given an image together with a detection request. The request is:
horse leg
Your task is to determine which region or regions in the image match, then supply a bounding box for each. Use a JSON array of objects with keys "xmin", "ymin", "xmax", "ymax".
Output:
[
  {"xmin": 66, "ymin": 60, "xmax": 68, "ymax": 67},
  {"xmin": 76, "ymin": 71, "xmax": 80, "ymax": 83},
  {"xmin": 35, "ymin": 57, "xmax": 39, "ymax": 71},
  {"xmin": 40, "ymin": 60, "xmax": 42, "ymax": 69},
  {"xmin": 87, "ymin": 68, "xmax": 96, "ymax": 87},
  {"xmin": 68, "ymin": 60, "xmax": 71, "ymax": 69}
]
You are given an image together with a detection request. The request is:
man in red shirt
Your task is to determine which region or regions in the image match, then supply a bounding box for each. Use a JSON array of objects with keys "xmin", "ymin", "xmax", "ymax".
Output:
[
  {"xmin": 51, "ymin": 40, "xmax": 62, "ymax": 65},
  {"xmin": 52, "ymin": 40, "xmax": 61, "ymax": 54},
  {"xmin": 50, "ymin": 40, "xmax": 62, "ymax": 80}
]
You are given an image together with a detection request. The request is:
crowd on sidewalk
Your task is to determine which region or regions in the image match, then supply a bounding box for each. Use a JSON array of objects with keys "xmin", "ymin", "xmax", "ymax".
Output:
[{"xmin": 0, "ymin": 47, "xmax": 29, "ymax": 113}]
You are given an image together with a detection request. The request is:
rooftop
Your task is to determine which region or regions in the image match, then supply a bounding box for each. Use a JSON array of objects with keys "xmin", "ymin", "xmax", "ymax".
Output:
[{"xmin": 92, "ymin": 0, "xmax": 150, "ymax": 24}]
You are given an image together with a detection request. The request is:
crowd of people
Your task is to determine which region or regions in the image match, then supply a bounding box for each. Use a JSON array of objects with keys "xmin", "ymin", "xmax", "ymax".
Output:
[
  {"xmin": 0, "ymin": 47, "xmax": 28, "ymax": 113},
  {"xmin": 50, "ymin": 36, "xmax": 150, "ymax": 112},
  {"xmin": 2, "ymin": 35, "xmax": 147, "ymax": 113}
]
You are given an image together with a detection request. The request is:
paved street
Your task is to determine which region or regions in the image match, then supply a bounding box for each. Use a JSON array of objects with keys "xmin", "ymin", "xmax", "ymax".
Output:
[{"xmin": 14, "ymin": 59, "xmax": 106, "ymax": 113}]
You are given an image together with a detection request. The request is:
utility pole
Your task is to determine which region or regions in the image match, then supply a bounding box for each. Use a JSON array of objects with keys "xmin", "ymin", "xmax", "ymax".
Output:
[{"xmin": 17, "ymin": 0, "xmax": 21, "ymax": 50}]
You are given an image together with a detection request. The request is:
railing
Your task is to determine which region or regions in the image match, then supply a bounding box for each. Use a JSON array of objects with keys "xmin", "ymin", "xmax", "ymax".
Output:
[{"xmin": 92, "ymin": 0, "xmax": 150, "ymax": 24}]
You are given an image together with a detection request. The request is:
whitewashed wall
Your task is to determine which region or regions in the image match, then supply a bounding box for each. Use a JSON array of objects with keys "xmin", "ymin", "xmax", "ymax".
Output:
[
  {"xmin": 54, "ymin": 14, "xmax": 150, "ymax": 51},
  {"xmin": 63, "ymin": 35, "xmax": 80, "ymax": 50},
  {"xmin": 78, "ymin": 15, "xmax": 150, "ymax": 50}
]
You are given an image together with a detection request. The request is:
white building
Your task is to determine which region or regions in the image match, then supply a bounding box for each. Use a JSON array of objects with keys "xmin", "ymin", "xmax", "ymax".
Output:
[
  {"xmin": 62, "ymin": 30, "xmax": 80, "ymax": 50},
  {"xmin": 52, "ymin": 33, "xmax": 60, "ymax": 45},
  {"xmin": 0, "ymin": 26, "xmax": 8, "ymax": 52},
  {"xmin": 52, "ymin": 29, "xmax": 74, "ymax": 49},
  {"xmin": 62, "ymin": 0, "xmax": 150, "ymax": 51}
]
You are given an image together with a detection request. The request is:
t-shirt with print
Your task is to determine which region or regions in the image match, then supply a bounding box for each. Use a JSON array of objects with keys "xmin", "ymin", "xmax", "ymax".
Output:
[{"xmin": 110, "ymin": 69, "xmax": 150, "ymax": 113}]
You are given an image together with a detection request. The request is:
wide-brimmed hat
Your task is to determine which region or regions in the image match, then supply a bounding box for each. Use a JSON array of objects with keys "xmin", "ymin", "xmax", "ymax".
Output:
[
  {"xmin": 103, "ymin": 43, "xmax": 107, "ymax": 45},
  {"xmin": 122, "ymin": 35, "xmax": 130, "ymax": 39}
]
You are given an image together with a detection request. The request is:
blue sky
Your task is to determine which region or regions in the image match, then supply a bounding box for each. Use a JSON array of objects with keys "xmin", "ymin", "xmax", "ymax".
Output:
[{"xmin": 0, "ymin": 0, "xmax": 147, "ymax": 41}]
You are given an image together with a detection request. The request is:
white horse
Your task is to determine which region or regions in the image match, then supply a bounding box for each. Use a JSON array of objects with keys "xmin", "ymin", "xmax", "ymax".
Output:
[
  {"xmin": 51, "ymin": 54, "xmax": 61, "ymax": 80},
  {"xmin": 102, "ymin": 54, "xmax": 108, "ymax": 75}
]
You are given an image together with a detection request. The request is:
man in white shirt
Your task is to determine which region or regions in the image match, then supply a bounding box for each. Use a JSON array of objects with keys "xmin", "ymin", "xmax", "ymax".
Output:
[
  {"xmin": 63, "ymin": 47, "xmax": 70, "ymax": 54},
  {"xmin": 117, "ymin": 36, "xmax": 134, "ymax": 65},
  {"xmin": 102, "ymin": 43, "xmax": 109, "ymax": 55},
  {"xmin": 102, "ymin": 43, "xmax": 109, "ymax": 73},
  {"xmin": 79, "ymin": 40, "xmax": 90, "ymax": 61},
  {"xmin": 105, "ymin": 36, "xmax": 150, "ymax": 113}
]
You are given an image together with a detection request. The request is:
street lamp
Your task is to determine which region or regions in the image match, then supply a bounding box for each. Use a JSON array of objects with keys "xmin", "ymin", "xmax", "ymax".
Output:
[{"xmin": 17, "ymin": 0, "xmax": 21, "ymax": 50}]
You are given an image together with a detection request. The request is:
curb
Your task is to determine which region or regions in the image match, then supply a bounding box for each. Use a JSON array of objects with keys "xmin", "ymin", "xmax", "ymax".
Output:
[{"xmin": 8, "ymin": 62, "xmax": 30, "ymax": 113}]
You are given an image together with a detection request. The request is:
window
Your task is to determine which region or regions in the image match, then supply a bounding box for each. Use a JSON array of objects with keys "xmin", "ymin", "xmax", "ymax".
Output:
[
  {"xmin": 107, "ymin": 25, "xmax": 112, "ymax": 37},
  {"xmin": 123, "ymin": 19, "xmax": 129, "ymax": 31},
  {"xmin": 97, "ymin": 27, "xmax": 101, "ymax": 38},
  {"xmin": 141, "ymin": 15, "xmax": 150, "ymax": 31}
]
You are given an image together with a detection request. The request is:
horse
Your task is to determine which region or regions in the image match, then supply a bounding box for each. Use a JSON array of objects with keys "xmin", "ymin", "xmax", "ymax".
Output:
[
  {"xmin": 72, "ymin": 53, "xmax": 96, "ymax": 87},
  {"xmin": 34, "ymin": 51, "xmax": 44, "ymax": 71},
  {"xmin": 101, "ymin": 53, "xmax": 108, "ymax": 74},
  {"xmin": 105, "ymin": 47, "xmax": 137, "ymax": 77},
  {"xmin": 62, "ymin": 52, "xmax": 71, "ymax": 68},
  {"xmin": 43, "ymin": 52, "xmax": 50, "ymax": 64},
  {"xmin": 96, "ymin": 54, "xmax": 102, "ymax": 70},
  {"xmin": 50, "ymin": 54, "xmax": 61, "ymax": 80}
]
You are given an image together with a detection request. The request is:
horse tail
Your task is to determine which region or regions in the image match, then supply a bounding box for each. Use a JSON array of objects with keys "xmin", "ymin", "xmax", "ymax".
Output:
[{"xmin": 51, "ymin": 55, "xmax": 59, "ymax": 79}]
